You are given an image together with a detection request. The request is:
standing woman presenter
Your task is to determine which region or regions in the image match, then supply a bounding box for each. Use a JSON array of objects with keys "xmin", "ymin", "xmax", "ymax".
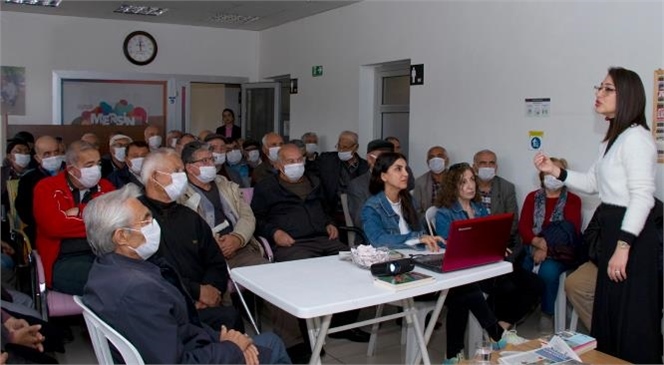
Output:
[{"xmin": 534, "ymin": 67, "xmax": 662, "ymax": 363}]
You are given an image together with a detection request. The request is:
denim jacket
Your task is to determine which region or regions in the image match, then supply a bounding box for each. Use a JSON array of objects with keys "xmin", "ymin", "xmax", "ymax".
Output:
[
  {"xmin": 435, "ymin": 201, "xmax": 489, "ymax": 240},
  {"xmin": 360, "ymin": 191, "xmax": 426, "ymax": 249}
]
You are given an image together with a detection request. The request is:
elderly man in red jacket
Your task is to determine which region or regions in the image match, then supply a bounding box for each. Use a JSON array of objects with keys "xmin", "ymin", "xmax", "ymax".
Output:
[{"xmin": 33, "ymin": 140, "xmax": 114, "ymax": 295}]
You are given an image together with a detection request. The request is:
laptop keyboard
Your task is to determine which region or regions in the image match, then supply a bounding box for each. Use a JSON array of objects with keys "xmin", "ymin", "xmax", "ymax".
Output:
[{"xmin": 415, "ymin": 253, "xmax": 445, "ymax": 265}]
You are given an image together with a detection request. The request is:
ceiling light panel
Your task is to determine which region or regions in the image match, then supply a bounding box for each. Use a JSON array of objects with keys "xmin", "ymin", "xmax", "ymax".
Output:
[
  {"xmin": 114, "ymin": 4, "xmax": 168, "ymax": 17},
  {"xmin": 4, "ymin": 0, "xmax": 61, "ymax": 7}
]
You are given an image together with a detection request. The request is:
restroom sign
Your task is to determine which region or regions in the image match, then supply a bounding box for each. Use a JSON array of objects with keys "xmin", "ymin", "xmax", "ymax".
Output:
[
  {"xmin": 529, "ymin": 130, "xmax": 544, "ymax": 150},
  {"xmin": 410, "ymin": 64, "xmax": 424, "ymax": 85}
]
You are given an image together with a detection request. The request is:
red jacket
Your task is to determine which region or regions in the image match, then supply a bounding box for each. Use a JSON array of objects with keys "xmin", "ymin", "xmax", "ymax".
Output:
[{"xmin": 33, "ymin": 171, "xmax": 115, "ymax": 287}]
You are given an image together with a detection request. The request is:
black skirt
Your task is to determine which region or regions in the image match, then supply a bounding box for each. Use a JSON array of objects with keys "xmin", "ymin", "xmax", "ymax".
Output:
[{"xmin": 590, "ymin": 203, "xmax": 663, "ymax": 363}]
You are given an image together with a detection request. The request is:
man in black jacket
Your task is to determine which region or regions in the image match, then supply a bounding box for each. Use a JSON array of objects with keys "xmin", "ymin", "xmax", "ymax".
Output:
[
  {"xmin": 138, "ymin": 148, "xmax": 243, "ymax": 332},
  {"xmin": 252, "ymin": 144, "xmax": 369, "ymax": 343},
  {"xmin": 315, "ymin": 131, "xmax": 369, "ymax": 223}
]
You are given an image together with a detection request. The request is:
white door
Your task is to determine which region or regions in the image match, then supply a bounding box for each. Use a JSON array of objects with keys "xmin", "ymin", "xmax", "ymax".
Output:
[
  {"xmin": 375, "ymin": 63, "xmax": 410, "ymax": 157},
  {"xmin": 241, "ymin": 82, "xmax": 281, "ymax": 141}
]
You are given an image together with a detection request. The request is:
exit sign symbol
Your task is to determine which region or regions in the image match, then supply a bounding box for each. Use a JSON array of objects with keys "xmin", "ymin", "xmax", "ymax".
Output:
[{"xmin": 312, "ymin": 65, "xmax": 323, "ymax": 77}]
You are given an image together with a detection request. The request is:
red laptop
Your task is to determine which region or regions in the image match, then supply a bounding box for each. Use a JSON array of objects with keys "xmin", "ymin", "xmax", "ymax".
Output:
[{"xmin": 412, "ymin": 213, "xmax": 513, "ymax": 273}]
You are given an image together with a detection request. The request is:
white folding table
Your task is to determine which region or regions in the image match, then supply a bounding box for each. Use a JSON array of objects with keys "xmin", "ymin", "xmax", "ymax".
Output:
[{"xmin": 231, "ymin": 254, "xmax": 512, "ymax": 365}]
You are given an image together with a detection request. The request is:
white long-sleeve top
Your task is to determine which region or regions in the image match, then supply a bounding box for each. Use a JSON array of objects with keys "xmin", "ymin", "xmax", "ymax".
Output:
[{"xmin": 565, "ymin": 125, "xmax": 656, "ymax": 237}]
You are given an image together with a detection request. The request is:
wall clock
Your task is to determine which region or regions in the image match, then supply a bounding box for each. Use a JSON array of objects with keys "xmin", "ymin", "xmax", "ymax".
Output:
[{"xmin": 123, "ymin": 31, "xmax": 157, "ymax": 66}]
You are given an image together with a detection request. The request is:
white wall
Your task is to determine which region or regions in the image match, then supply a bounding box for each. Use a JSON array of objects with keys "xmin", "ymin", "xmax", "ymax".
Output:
[
  {"xmin": 0, "ymin": 11, "xmax": 259, "ymax": 125},
  {"xmin": 260, "ymin": 1, "xmax": 664, "ymax": 219}
]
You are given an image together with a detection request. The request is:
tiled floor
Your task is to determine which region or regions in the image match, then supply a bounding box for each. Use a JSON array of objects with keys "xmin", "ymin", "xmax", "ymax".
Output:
[{"xmin": 55, "ymin": 302, "xmax": 582, "ymax": 364}]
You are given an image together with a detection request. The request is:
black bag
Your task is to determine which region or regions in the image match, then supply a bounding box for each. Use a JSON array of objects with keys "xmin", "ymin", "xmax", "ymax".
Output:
[{"xmin": 541, "ymin": 220, "xmax": 582, "ymax": 267}]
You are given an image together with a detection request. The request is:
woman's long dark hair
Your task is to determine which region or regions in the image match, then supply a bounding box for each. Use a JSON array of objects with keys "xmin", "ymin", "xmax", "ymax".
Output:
[
  {"xmin": 369, "ymin": 152, "xmax": 420, "ymax": 231},
  {"xmin": 435, "ymin": 162, "xmax": 481, "ymax": 208},
  {"xmin": 603, "ymin": 67, "xmax": 649, "ymax": 145}
]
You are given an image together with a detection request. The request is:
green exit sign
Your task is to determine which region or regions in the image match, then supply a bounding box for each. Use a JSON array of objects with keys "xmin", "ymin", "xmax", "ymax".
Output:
[{"xmin": 312, "ymin": 65, "xmax": 323, "ymax": 77}]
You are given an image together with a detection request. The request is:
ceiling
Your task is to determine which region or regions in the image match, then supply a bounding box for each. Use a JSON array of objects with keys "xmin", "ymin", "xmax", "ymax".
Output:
[{"xmin": 0, "ymin": 1, "xmax": 359, "ymax": 31}]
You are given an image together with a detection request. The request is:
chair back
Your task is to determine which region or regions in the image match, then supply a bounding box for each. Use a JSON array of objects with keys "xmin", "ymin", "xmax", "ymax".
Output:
[
  {"xmin": 73, "ymin": 296, "xmax": 145, "ymax": 365},
  {"xmin": 424, "ymin": 206, "xmax": 439, "ymax": 236},
  {"xmin": 6, "ymin": 179, "xmax": 24, "ymax": 232},
  {"xmin": 31, "ymin": 250, "xmax": 82, "ymax": 319},
  {"xmin": 239, "ymin": 187, "xmax": 254, "ymax": 205},
  {"xmin": 339, "ymin": 193, "xmax": 357, "ymax": 247}
]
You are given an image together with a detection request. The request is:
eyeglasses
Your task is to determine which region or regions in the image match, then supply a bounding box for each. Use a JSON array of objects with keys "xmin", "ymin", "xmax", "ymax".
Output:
[
  {"xmin": 448, "ymin": 162, "xmax": 470, "ymax": 171},
  {"xmin": 594, "ymin": 85, "xmax": 616, "ymax": 95}
]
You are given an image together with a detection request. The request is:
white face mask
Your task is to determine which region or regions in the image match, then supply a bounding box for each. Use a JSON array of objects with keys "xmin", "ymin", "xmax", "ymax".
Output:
[
  {"xmin": 226, "ymin": 150, "xmax": 242, "ymax": 165},
  {"xmin": 477, "ymin": 167, "xmax": 496, "ymax": 182},
  {"xmin": 128, "ymin": 157, "xmax": 144, "ymax": 175},
  {"xmin": 197, "ymin": 165, "xmax": 217, "ymax": 183},
  {"xmin": 428, "ymin": 157, "xmax": 446, "ymax": 174},
  {"xmin": 338, "ymin": 150, "xmax": 353, "ymax": 161},
  {"xmin": 213, "ymin": 152, "xmax": 226, "ymax": 166},
  {"xmin": 148, "ymin": 135, "xmax": 162, "ymax": 149},
  {"xmin": 170, "ymin": 138, "xmax": 178, "ymax": 148},
  {"xmin": 112, "ymin": 147, "xmax": 126, "ymax": 162},
  {"xmin": 128, "ymin": 219, "xmax": 161, "ymax": 260},
  {"xmin": 247, "ymin": 150, "xmax": 260, "ymax": 163},
  {"xmin": 154, "ymin": 171, "xmax": 188, "ymax": 202},
  {"xmin": 305, "ymin": 143, "xmax": 318, "ymax": 155},
  {"xmin": 13, "ymin": 153, "xmax": 31, "ymax": 168},
  {"xmin": 543, "ymin": 175, "xmax": 565, "ymax": 191},
  {"xmin": 72, "ymin": 165, "xmax": 102, "ymax": 189},
  {"xmin": 283, "ymin": 162, "xmax": 305, "ymax": 182},
  {"xmin": 41, "ymin": 155, "xmax": 63, "ymax": 174},
  {"xmin": 268, "ymin": 146, "xmax": 281, "ymax": 162}
]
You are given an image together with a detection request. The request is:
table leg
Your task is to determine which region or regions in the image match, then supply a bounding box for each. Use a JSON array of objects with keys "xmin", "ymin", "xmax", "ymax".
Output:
[
  {"xmin": 412, "ymin": 289, "xmax": 449, "ymax": 365},
  {"xmin": 402, "ymin": 298, "xmax": 431, "ymax": 365},
  {"xmin": 306, "ymin": 315, "xmax": 331, "ymax": 365}
]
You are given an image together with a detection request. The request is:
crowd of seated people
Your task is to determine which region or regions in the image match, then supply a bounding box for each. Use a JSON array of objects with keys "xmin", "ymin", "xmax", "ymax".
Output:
[{"xmin": 2, "ymin": 115, "xmax": 616, "ymax": 364}]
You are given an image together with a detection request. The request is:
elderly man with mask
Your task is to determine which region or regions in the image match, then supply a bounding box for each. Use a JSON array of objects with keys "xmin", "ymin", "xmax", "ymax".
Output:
[
  {"xmin": 82, "ymin": 184, "xmax": 291, "ymax": 364},
  {"xmin": 33, "ymin": 141, "xmax": 115, "ymax": 295},
  {"xmin": 413, "ymin": 146, "xmax": 449, "ymax": 216},
  {"xmin": 101, "ymin": 133, "xmax": 132, "ymax": 178},
  {"xmin": 252, "ymin": 132, "xmax": 284, "ymax": 184},
  {"xmin": 143, "ymin": 124, "xmax": 162, "ymax": 152},
  {"xmin": 16, "ymin": 136, "xmax": 66, "ymax": 244},
  {"xmin": 346, "ymin": 139, "xmax": 395, "ymax": 227},
  {"xmin": 107, "ymin": 141, "xmax": 149, "ymax": 189},
  {"xmin": 316, "ymin": 131, "xmax": 369, "ymax": 224},
  {"xmin": 137, "ymin": 148, "xmax": 243, "ymax": 332},
  {"xmin": 252, "ymin": 144, "xmax": 370, "ymax": 343},
  {"xmin": 204, "ymin": 135, "xmax": 246, "ymax": 187}
]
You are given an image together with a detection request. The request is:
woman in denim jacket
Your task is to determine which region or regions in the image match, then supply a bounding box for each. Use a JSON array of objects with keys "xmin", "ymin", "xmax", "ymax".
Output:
[
  {"xmin": 434, "ymin": 163, "xmax": 525, "ymax": 362},
  {"xmin": 360, "ymin": 153, "xmax": 443, "ymax": 251}
]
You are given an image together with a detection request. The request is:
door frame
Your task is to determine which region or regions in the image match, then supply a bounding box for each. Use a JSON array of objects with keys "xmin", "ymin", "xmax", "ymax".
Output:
[{"xmin": 241, "ymin": 82, "xmax": 281, "ymax": 139}]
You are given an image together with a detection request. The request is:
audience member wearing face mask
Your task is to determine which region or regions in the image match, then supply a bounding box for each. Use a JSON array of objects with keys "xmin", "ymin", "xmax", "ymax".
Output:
[
  {"xmin": 137, "ymin": 148, "xmax": 245, "ymax": 333},
  {"xmin": 1, "ymin": 138, "xmax": 32, "ymax": 245},
  {"xmin": 252, "ymin": 132, "xmax": 284, "ymax": 185},
  {"xmin": 15, "ymin": 135, "xmax": 66, "ymax": 244},
  {"xmin": 101, "ymin": 133, "xmax": 132, "ymax": 178},
  {"xmin": 82, "ymin": 184, "xmax": 291, "ymax": 365},
  {"xmin": 413, "ymin": 145, "xmax": 449, "ymax": 216},
  {"xmin": 32, "ymin": 140, "xmax": 115, "ymax": 295},
  {"xmin": 107, "ymin": 141, "xmax": 150, "ymax": 190},
  {"xmin": 519, "ymin": 157, "xmax": 582, "ymax": 333}
]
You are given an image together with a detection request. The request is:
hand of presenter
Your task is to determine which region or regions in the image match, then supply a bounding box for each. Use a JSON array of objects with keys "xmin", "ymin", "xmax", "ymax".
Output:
[{"xmin": 533, "ymin": 152, "xmax": 561, "ymax": 178}]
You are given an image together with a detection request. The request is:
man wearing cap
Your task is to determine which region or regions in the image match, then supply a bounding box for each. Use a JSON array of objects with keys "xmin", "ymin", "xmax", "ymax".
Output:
[
  {"xmin": 33, "ymin": 141, "xmax": 115, "ymax": 295},
  {"xmin": 15, "ymin": 136, "xmax": 66, "ymax": 244},
  {"xmin": 101, "ymin": 133, "xmax": 132, "ymax": 178},
  {"xmin": 107, "ymin": 141, "xmax": 150, "ymax": 189},
  {"xmin": 2, "ymin": 138, "xmax": 32, "ymax": 245},
  {"xmin": 346, "ymin": 140, "xmax": 395, "ymax": 227}
]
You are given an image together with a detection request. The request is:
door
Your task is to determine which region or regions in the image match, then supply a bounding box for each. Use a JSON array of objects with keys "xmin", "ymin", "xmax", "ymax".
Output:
[
  {"xmin": 241, "ymin": 82, "xmax": 281, "ymax": 141},
  {"xmin": 375, "ymin": 63, "xmax": 410, "ymax": 157}
]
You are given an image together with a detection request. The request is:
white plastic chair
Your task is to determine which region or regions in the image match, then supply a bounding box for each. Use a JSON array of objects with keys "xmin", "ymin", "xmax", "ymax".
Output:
[
  {"xmin": 424, "ymin": 206, "xmax": 439, "ymax": 236},
  {"xmin": 554, "ymin": 271, "xmax": 579, "ymax": 332},
  {"xmin": 73, "ymin": 296, "xmax": 145, "ymax": 365}
]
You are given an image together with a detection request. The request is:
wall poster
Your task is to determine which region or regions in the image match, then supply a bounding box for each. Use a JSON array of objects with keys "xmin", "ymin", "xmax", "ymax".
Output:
[
  {"xmin": 61, "ymin": 79, "xmax": 166, "ymax": 127},
  {"xmin": 1, "ymin": 66, "xmax": 26, "ymax": 116},
  {"xmin": 653, "ymin": 69, "xmax": 664, "ymax": 163}
]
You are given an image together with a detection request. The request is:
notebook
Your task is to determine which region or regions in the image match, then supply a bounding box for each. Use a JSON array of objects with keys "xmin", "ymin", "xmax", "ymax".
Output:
[{"xmin": 412, "ymin": 213, "xmax": 513, "ymax": 273}]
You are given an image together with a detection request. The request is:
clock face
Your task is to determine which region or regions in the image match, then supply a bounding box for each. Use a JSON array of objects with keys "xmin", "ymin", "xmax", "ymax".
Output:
[{"xmin": 123, "ymin": 31, "xmax": 157, "ymax": 66}]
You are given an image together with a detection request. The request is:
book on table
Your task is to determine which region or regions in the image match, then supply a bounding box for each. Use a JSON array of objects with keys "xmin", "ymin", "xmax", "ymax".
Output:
[
  {"xmin": 541, "ymin": 331, "xmax": 597, "ymax": 355},
  {"xmin": 373, "ymin": 271, "xmax": 434, "ymax": 291}
]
